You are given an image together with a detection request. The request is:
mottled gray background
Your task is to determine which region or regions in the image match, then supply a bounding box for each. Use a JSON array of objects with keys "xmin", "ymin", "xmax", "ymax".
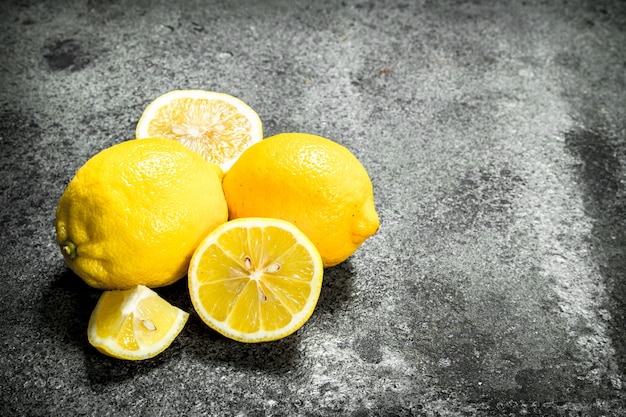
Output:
[{"xmin": 1, "ymin": 0, "xmax": 626, "ymax": 415}]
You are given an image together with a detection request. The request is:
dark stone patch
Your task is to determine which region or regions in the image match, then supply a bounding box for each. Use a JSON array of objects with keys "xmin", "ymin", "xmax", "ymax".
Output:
[
  {"xmin": 43, "ymin": 39, "xmax": 91, "ymax": 72},
  {"xmin": 565, "ymin": 129, "xmax": 625, "ymax": 213},
  {"xmin": 38, "ymin": 268, "xmax": 100, "ymax": 351},
  {"xmin": 408, "ymin": 257, "xmax": 617, "ymax": 407},
  {"xmin": 434, "ymin": 165, "xmax": 525, "ymax": 233},
  {"xmin": 316, "ymin": 261, "xmax": 355, "ymax": 315},
  {"xmin": 565, "ymin": 128, "xmax": 626, "ymax": 375},
  {"xmin": 86, "ymin": 0, "xmax": 126, "ymax": 24},
  {"xmin": 514, "ymin": 365, "xmax": 601, "ymax": 404},
  {"xmin": 553, "ymin": 51, "xmax": 582, "ymax": 71},
  {"xmin": 353, "ymin": 330, "xmax": 383, "ymax": 364},
  {"xmin": 410, "ymin": 276, "xmax": 499, "ymax": 398},
  {"xmin": 0, "ymin": 109, "xmax": 41, "ymax": 154}
]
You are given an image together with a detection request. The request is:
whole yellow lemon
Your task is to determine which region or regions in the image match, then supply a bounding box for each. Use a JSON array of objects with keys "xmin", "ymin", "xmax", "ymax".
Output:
[
  {"xmin": 222, "ymin": 133, "xmax": 379, "ymax": 267},
  {"xmin": 55, "ymin": 138, "xmax": 228, "ymax": 289}
]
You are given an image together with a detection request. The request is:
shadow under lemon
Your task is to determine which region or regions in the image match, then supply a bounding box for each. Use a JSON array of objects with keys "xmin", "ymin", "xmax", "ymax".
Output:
[
  {"xmin": 42, "ymin": 253, "xmax": 356, "ymax": 382},
  {"xmin": 185, "ymin": 260, "xmax": 356, "ymax": 373}
]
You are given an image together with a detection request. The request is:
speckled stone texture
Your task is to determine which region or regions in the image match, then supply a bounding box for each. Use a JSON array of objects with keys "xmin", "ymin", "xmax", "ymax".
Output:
[{"xmin": 1, "ymin": 0, "xmax": 626, "ymax": 416}]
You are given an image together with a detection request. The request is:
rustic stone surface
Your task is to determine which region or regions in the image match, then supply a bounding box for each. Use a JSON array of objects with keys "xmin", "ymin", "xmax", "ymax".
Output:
[{"xmin": 1, "ymin": 0, "xmax": 625, "ymax": 415}]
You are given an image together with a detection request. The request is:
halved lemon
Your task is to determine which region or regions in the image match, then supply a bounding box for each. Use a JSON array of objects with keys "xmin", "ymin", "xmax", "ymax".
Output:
[
  {"xmin": 87, "ymin": 285, "xmax": 189, "ymax": 360},
  {"xmin": 188, "ymin": 218, "xmax": 324, "ymax": 343},
  {"xmin": 135, "ymin": 90, "xmax": 263, "ymax": 171}
]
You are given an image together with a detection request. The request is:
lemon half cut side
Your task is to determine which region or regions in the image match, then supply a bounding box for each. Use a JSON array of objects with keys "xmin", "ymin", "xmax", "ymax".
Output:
[
  {"xmin": 135, "ymin": 90, "xmax": 263, "ymax": 172},
  {"xmin": 188, "ymin": 218, "xmax": 324, "ymax": 343}
]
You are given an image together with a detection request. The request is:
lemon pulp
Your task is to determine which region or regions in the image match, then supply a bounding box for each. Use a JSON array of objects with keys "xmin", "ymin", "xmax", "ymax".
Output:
[
  {"xmin": 188, "ymin": 218, "xmax": 324, "ymax": 343},
  {"xmin": 136, "ymin": 90, "xmax": 263, "ymax": 171}
]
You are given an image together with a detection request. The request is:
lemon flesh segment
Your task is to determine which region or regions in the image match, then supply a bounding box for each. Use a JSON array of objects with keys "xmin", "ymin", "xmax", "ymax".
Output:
[
  {"xmin": 188, "ymin": 218, "xmax": 324, "ymax": 343},
  {"xmin": 88, "ymin": 285, "xmax": 189, "ymax": 360},
  {"xmin": 135, "ymin": 90, "xmax": 263, "ymax": 172}
]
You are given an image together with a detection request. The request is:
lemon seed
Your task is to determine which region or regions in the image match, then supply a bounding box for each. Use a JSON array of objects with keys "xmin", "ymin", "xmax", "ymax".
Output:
[{"xmin": 142, "ymin": 319, "xmax": 157, "ymax": 331}]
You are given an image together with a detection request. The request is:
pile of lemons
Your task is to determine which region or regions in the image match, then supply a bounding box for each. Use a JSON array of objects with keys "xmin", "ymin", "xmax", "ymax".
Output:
[{"xmin": 55, "ymin": 90, "xmax": 379, "ymax": 359}]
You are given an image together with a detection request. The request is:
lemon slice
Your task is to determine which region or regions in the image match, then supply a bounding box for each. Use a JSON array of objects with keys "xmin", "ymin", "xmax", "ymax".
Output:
[
  {"xmin": 88, "ymin": 285, "xmax": 189, "ymax": 360},
  {"xmin": 188, "ymin": 218, "xmax": 324, "ymax": 343},
  {"xmin": 135, "ymin": 90, "xmax": 263, "ymax": 171}
]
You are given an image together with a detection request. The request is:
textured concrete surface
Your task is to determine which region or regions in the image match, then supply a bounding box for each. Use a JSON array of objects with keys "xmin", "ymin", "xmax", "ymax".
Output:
[{"xmin": 1, "ymin": 0, "xmax": 626, "ymax": 415}]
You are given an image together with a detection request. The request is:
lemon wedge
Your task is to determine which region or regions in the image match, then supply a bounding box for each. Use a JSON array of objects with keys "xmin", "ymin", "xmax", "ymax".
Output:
[{"xmin": 87, "ymin": 285, "xmax": 189, "ymax": 360}]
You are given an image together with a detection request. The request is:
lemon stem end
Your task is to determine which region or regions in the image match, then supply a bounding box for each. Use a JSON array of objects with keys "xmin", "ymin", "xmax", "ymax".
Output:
[{"xmin": 61, "ymin": 240, "xmax": 77, "ymax": 259}]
